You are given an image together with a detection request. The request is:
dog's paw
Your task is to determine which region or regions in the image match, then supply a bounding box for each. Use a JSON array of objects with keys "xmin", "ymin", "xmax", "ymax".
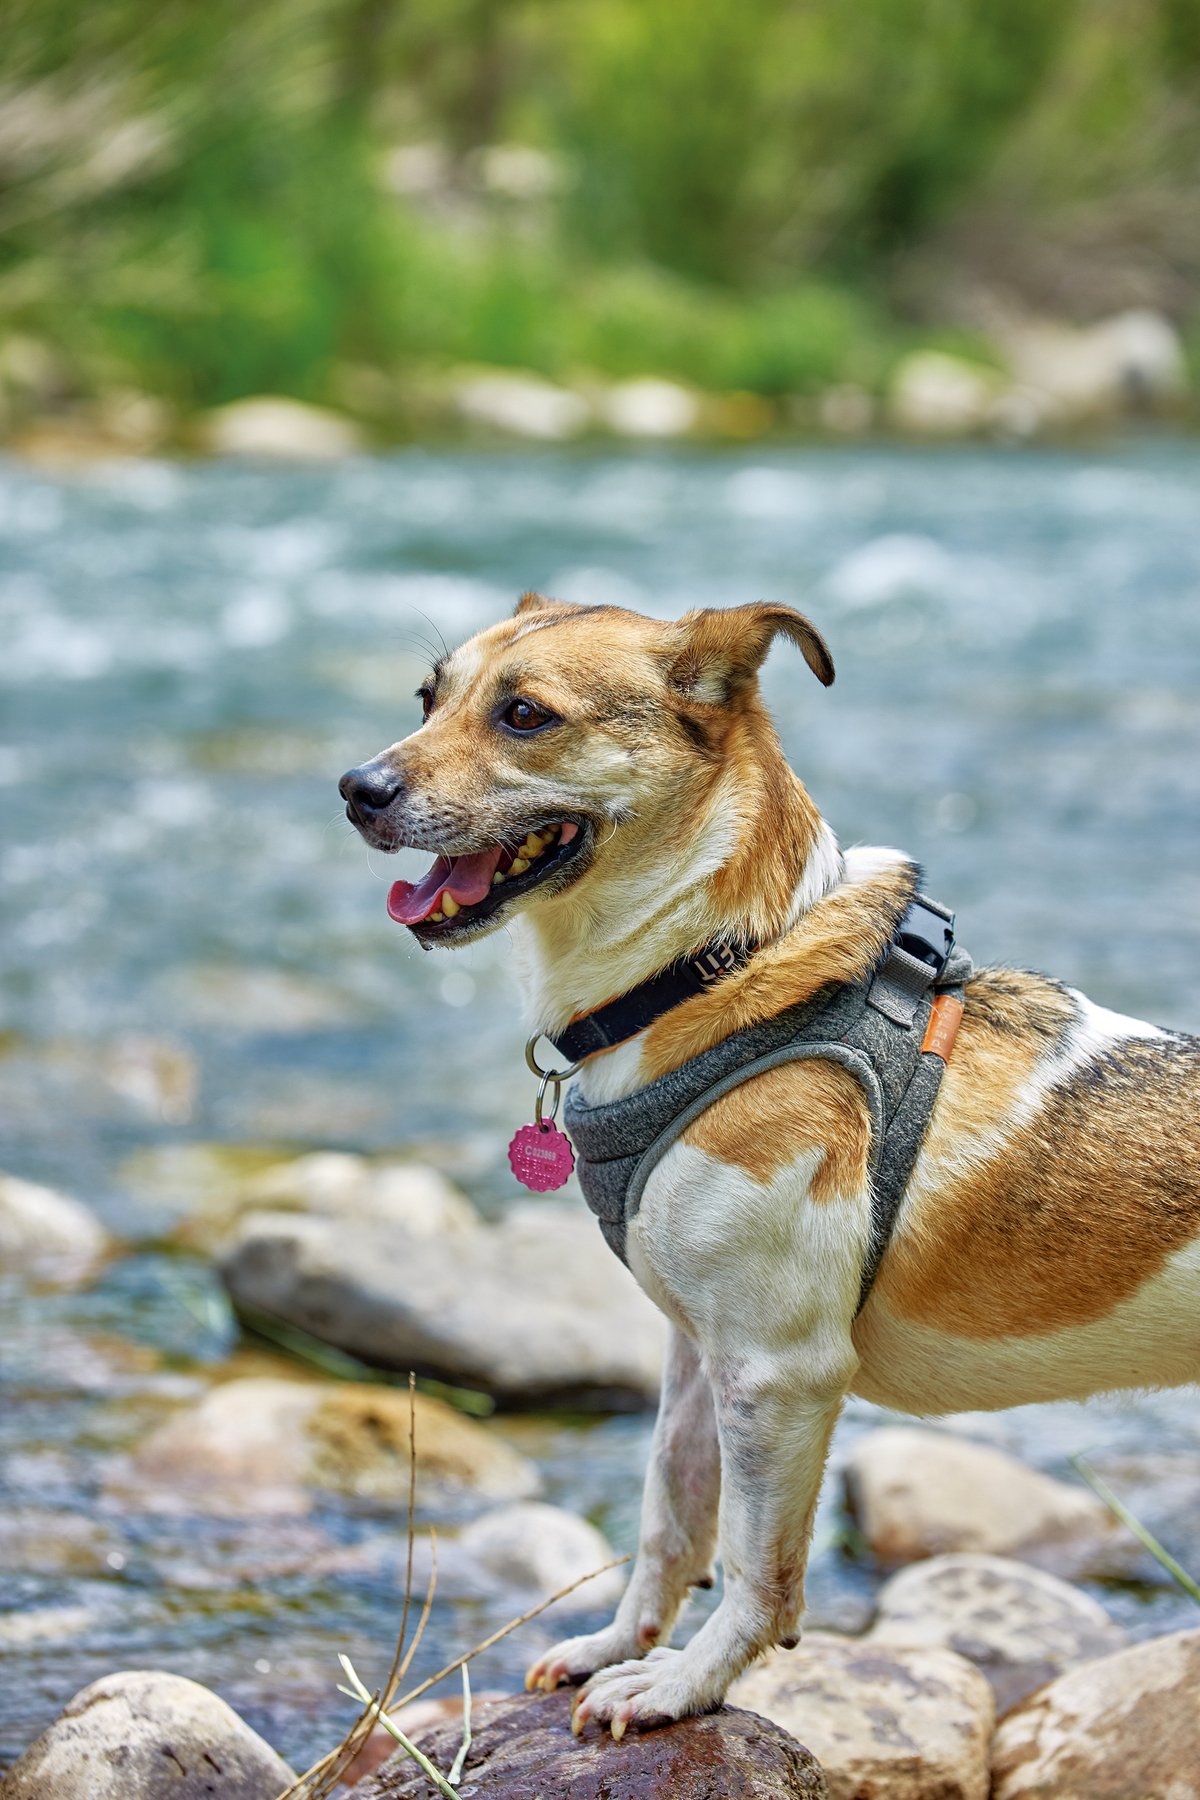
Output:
[
  {"xmin": 525, "ymin": 1620, "xmax": 656, "ymax": 1695},
  {"xmin": 570, "ymin": 1646, "xmax": 718, "ymax": 1740}
]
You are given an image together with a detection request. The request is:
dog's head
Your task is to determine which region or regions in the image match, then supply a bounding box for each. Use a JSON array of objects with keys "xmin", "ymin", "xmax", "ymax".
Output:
[{"xmin": 339, "ymin": 593, "xmax": 833, "ymax": 947}]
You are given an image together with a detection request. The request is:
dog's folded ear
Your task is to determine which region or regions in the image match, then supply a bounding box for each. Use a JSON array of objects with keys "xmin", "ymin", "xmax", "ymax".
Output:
[
  {"xmin": 514, "ymin": 590, "xmax": 564, "ymax": 617},
  {"xmin": 668, "ymin": 603, "xmax": 835, "ymax": 702}
]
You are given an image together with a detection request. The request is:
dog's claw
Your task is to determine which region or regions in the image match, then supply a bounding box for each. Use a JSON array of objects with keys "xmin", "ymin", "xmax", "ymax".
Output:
[{"xmin": 611, "ymin": 1708, "xmax": 630, "ymax": 1742}]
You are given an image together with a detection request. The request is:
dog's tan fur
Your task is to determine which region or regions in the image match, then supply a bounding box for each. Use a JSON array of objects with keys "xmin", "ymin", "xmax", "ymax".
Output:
[{"xmin": 341, "ymin": 593, "xmax": 1200, "ymax": 1739}]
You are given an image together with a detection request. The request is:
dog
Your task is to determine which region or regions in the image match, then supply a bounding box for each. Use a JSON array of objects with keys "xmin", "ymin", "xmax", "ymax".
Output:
[{"xmin": 339, "ymin": 591, "xmax": 1200, "ymax": 1740}]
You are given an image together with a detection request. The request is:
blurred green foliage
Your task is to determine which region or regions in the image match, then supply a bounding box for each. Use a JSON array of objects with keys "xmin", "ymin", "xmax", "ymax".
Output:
[{"xmin": 0, "ymin": 0, "xmax": 1197, "ymax": 413}]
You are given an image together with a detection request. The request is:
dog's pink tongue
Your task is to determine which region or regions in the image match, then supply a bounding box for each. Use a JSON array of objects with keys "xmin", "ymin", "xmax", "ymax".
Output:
[{"xmin": 387, "ymin": 846, "xmax": 503, "ymax": 924}]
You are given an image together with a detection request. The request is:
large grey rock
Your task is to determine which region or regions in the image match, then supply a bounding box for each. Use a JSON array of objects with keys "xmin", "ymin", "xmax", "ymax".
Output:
[
  {"xmin": 198, "ymin": 396, "xmax": 363, "ymax": 459},
  {"xmin": 0, "ymin": 1669, "xmax": 293, "ymax": 1798},
  {"xmin": 355, "ymin": 1688, "xmax": 827, "ymax": 1798},
  {"xmin": 0, "ymin": 1172, "xmax": 108, "ymax": 1275},
  {"xmin": 870, "ymin": 1553, "xmax": 1125, "ymax": 1714},
  {"xmin": 127, "ymin": 1376, "xmax": 539, "ymax": 1513},
  {"xmin": 219, "ymin": 1201, "xmax": 664, "ymax": 1408},
  {"xmin": 991, "ymin": 1627, "xmax": 1200, "ymax": 1800},
  {"xmin": 844, "ymin": 1427, "xmax": 1125, "ymax": 1579},
  {"xmin": 730, "ymin": 1633, "xmax": 993, "ymax": 1800},
  {"xmin": 599, "ymin": 379, "xmax": 701, "ymax": 438}
]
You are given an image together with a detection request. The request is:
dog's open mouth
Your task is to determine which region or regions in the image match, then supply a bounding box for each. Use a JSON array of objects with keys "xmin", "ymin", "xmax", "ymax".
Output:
[{"xmin": 387, "ymin": 820, "xmax": 583, "ymax": 935}]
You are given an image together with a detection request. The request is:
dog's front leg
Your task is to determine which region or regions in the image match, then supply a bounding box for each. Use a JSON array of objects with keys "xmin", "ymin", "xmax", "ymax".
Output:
[
  {"xmin": 525, "ymin": 1322, "xmax": 720, "ymax": 1692},
  {"xmin": 571, "ymin": 1344, "xmax": 850, "ymax": 1739}
]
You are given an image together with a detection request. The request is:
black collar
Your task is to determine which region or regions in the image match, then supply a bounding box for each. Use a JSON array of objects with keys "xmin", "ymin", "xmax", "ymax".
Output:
[
  {"xmin": 545, "ymin": 894, "xmax": 956, "ymax": 1067},
  {"xmin": 547, "ymin": 939, "xmax": 755, "ymax": 1065}
]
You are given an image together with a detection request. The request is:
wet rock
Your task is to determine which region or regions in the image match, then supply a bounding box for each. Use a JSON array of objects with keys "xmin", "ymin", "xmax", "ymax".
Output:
[
  {"xmin": 870, "ymin": 1552, "xmax": 1125, "ymax": 1715},
  {"xmin": 128, "ymin": 1377, "xmax": 539, "ymax": 1513},
  {"xmin": 354, "ymin": 1688, "xmax": 827, "ymax": 1798},
  {"xmin": 599, "ymin": 380, "xmax": 701, "ymax": 439},
  {"xmin": 0, "ymin": 1604, "xmax": 101, "ymax": 1649},
  {"xmin": 844, "ymin": 1427, "xmax": 1124, "ymax": 1579},
  {"xmin": 182, "ymin": 1151, "xmax": 477, "ymax": 1253},
  {"xmin": 219, "ymin": 1201, "xmax": 664, "ymax": 1409},
  {"xmin": 413, "ymin": 1501, "xmax": 625, "ymax": 1617},
  {"xmin": 453, "ymin": 370, "xmax": 591, "ymax": 440},
  {"xmin": 730, "ymin": 1632, "xmax": 993, "ymax": 1800},
  {"xmin": 889, "ymin": 351, "xmax": 1002, "ymax": 435},
  {"xmin": 0, "ymin": 1171, "xmax": 108, "ymax": 1275},
  {"xmin": 198, "ymin": 396, "xmax": 364, "ymax": 460},
  {"xmin": 0, "ymin": 1669, "xmax": 294, "ymax": 1798},
  {"xmin": 999, "ymin": 308, "xmax": 1187, "ymax": 422},
  {"xmin": 991, "ymin": 1627, "xmax": 1200, "ymax": 1800}
]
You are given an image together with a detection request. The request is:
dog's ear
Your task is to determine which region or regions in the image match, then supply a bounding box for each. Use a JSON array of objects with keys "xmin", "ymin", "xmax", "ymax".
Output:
[
  {"xmin": 514, "ymin": 590, "xmax": 560, "ymax": 617},
  {"xmin": 668, "ymin": 603, "xmax": 834, "ymax": 702}
]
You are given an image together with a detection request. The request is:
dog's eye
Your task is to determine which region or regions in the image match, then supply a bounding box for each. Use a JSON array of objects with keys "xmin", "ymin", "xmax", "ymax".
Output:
[
  {"xmin": 417, "ymin": 685, "xmax": 435, "ymax": 721},
  {"xmin": 503, "ymin": 698, "xmax": 555, "ymax": 733}
]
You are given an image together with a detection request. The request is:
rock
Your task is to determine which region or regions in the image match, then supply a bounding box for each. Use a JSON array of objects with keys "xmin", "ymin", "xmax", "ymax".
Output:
[
  {"xmin": 128, "ymin": 1377, "xmax": 539, "ymax": 1513},
  {"xmin": 183, "ymin": 1151, "xmax": 478, "ymax": 1252},
  {"xmin": 0, "ymin": 1604, "xmax": 101, "ymax": 1649},
  {"xmin": 889, "ymin": 351, "xmax": 1002, "ymax": 435},
  {"xmin": 730, "ymin": 1633, "xmax": 993, "ymax": 1800},
  {"xmin": 198, "ymin": 396, "xmax": 364, "ymax": 460},
  {"xmin": 0, "ymin": 1669, "xmax": 293, "ymax": 1799},
  {"xmin": 844, "ymin": 1427, "xmax": 1124, "ymax": 1579},
  {"xmin": 1000, "ymin": 308, "xmax": 1187, "ymax": 421},
  {"xmin": 219, "ymin": 1200, "xmax": 664, "ymax": 1409},
  {"xmin": 870, "ymin": 1553, "xmax": 1125, "ymax": 1715},
  {"xmin": 451, "ymin": 1501, "xmax": 625, "ymax": 1613},
  {"xmin": 991, "ymin": 1627, "xmax": 1200, "ymax": 1800},
  {"xmin": 453, "ymin": 371, "xmax": 591, "ymax": 440},
  {"xmin": 0, "ymin": 1172, "xmax": 108, "ymax": 1274},
  {"xmin": 599, "ymin": 379, "xmax": 701, "ymax": 438},
  {"xmin": 354, "ymin": 1688, "xmax": 827, "ymax": 1798}
]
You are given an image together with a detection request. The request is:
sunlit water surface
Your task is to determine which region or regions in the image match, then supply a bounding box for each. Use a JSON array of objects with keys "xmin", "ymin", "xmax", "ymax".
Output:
[{"xmin": 2, "ymin": 442, "xmax": 1199, "ymax": 1769}]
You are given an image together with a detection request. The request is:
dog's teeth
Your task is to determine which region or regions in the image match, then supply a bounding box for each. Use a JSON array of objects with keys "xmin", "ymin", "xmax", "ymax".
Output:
[
  {"xmin": 521, "ymin": 835, "xmax": 541, "ymax": 858},
  {"xmin": 510, "ymin": 857, "xmax": 530, "ymax": 875},
  {"xmin": 429, "ymin": 910, "xmax": 444, "ymax": 923},
  {"xmin": 440, "ymin": 894, "xmax": 461, "ymax": 917},
  {"xmin": 492, "ymin": 872, "xmax": 506, "ymax": 886}
]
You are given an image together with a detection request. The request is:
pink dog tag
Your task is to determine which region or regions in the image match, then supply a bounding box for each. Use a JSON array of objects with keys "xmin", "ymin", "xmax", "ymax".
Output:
[{"xmin": 508, "ymin": 1120, "xmax": 575, "ymax": 1192}]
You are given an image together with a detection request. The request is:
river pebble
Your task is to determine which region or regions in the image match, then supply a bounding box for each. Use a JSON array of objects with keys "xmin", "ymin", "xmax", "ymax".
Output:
[
  {"xmin": 0, "ymin": 1669, "xmax": 293, "ymax": 1799},
  {"xmin": 845, "ymin": 1426, "xmax": 1128, "ymax": 1579},
  {"xmin": 355, "ymin": 1688, "xmax": 828, "ymax": 1798},
  {"xmin": 991, "ymin": 1626, "xmax": 1200, "ymax": 1800},
  {"xmin": 730, "ymin": 1633, "xmax": 993, "ymax": 1800},
  {"xmin": 125, "ymin": 1376, "xmax": 539, "ymax": 1514},
  {"xmin": 869, "ymin": 1552, "xmax": 1125, "ymax": 1715}
]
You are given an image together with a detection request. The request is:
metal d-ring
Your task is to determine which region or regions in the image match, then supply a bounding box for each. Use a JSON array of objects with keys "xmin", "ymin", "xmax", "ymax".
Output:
[
  {"xmin": 534, "ymin": 1070, "xmax": 562, "ymax": 1127},
  {"xmin": 524, "ymin": 1035, "xmax": 583, "ymax": 1082}
]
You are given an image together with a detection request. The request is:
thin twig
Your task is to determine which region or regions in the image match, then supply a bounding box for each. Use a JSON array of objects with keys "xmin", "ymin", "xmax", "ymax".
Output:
[
  {"xmin": 394, "ymin": 1554, "xmax": 631, "ymax": 1709},
  {"xmin": 448, "ymin": 1667, "xmax": 472, "ymax": 1786},
  {"xmin": 1072, "ymin": 1453, "xmax": 1200, "ymax": 1606}
]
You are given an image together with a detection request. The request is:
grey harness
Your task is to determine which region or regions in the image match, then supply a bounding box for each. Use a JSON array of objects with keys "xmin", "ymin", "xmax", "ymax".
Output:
[{"xmin": 564, "ymin": 900, "xmax": 973, "ymax": 1314}]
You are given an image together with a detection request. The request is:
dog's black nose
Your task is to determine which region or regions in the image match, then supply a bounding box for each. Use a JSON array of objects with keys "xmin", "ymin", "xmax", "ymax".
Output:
[{"xmin": 339, "ymin": 764, "xmax": 402, "ymax": 820}]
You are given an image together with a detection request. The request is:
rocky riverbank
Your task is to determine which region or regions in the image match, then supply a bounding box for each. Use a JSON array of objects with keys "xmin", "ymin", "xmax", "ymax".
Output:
[
  {"xmin": 4, "ymin": 1152, "xmax": 1200, "ymax": 1797},
  {"xmin": 0, "ymin": 304, "xmax": 1192, "ymax": 469}
]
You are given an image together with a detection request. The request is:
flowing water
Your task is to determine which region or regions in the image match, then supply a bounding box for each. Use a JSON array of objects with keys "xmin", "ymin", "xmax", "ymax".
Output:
[{"xmin": 2, "ymin": 441, "xmax": 1199, "ymax": 1770}]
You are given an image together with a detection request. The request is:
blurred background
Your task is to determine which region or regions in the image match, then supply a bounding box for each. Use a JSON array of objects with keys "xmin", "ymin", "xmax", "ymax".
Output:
[
  {"xmin": 1, "ymin": 0, "xmax": 1200, "ymax": 447},
  {"xmin": 2, "ymin": 1, "xmax": 1200, "ymax": 1786}
]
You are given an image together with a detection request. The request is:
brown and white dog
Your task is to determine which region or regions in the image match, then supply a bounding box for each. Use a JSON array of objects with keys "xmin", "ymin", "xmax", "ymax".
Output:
[{"xmin": 339, "ymin": 591, "xmax": 1200, "ymax": 1739}]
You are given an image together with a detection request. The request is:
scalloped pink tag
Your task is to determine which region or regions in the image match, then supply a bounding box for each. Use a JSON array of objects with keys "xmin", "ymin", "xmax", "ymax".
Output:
[{"xmin": 508, "ymin": 1120, "xmax": 575, "ymax": 1192}]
